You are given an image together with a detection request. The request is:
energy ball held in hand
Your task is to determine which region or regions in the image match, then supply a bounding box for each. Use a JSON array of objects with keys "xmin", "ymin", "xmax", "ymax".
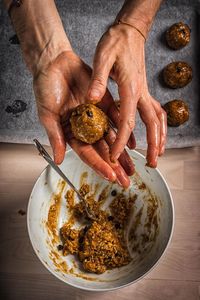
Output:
[
  {"xmin": 163, "ymin": 61, "xmax": 192, "ymax": 88},
  {"xmin": 166, "ymin": 22, "xmax": 191, "ymax": 50},
  {"xmin": 163, "ymin": 99, "xmax": 189, "ymax": 127},
  {"xmin": 70, "ymin": 104, "xmax": 109, "ymax": 144}
]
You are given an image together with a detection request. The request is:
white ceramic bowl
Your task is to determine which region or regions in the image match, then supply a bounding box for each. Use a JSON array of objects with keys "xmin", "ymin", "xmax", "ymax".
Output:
[{"xmin": 27, "ymin": 149, "xmax": 174, "ymax": 291}]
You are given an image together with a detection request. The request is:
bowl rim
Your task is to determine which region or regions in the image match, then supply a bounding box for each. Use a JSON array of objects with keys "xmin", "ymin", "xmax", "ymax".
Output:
[{"xmin": 27, "ymin": 149, "xmax": 175, "ymax": 292}]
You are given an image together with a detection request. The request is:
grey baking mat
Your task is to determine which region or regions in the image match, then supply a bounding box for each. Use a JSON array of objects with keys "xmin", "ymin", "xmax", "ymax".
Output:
[{"xmin": 0, "ymin": 0, "xmax": 200, "ymax": 148}]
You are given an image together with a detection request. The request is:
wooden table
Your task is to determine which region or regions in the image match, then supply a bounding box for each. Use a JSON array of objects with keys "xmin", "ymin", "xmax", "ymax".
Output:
[{"xmin": 0, "ymin": 143, "xmax": 200, "ymax": 300}]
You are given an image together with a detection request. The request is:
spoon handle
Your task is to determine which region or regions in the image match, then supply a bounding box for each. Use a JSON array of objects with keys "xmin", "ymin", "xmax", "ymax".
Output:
[{"xmin": 33, "ymin": 139, "xmax": 82, "ymax": 200}]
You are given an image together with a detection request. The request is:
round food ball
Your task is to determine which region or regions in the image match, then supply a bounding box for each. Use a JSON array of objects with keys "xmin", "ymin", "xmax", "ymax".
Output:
[
  {"xmin": 163, "ymin": 99, "xmax": 189, "ymax": 127},
  {"xmin": 70, "ymin": 104, "xmax": 109, "ymax": 144},
  {"xmin": 163, "ymin": 61, "xmax": 192, "ymax": 88},
  {"xmin": 166, "ymin": 22, "xmax": 191, "ymax": 50}
]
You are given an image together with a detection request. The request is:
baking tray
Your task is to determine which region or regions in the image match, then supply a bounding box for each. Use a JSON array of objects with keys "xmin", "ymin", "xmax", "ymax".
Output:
[{"xmin": 0, "ymin": 0, "xmax": 199, "ymax": 148}]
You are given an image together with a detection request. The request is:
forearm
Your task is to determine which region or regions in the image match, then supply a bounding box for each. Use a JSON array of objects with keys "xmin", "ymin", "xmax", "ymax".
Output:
[
  {"xmin": 4, "ymin": 0, "xmax": 72, "ymax": 75},
  {"xmin": 115, "ymin": 0, "xmax": 162, "ymax": 38}
]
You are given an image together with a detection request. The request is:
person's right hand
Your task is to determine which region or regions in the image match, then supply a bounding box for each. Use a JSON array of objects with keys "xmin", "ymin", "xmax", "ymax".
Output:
[
  {"xmin": 87, "ymin": 24, "xmax": 167, "ymax": 167},
  {"xmin": 33, "ymin": 51, "xmax": 135, "ymax": 188}
]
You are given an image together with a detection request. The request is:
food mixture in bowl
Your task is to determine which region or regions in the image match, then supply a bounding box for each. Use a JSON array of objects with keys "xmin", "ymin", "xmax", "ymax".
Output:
[
  {"xmin": 60, "ymin": 184, "xmax": 135, "ymax": 274},
  {"xmin": 28, "ymin": 148, "xmax": 173, "ymax": 289},
  {"xmin": 46, "ymin": 170, "xmax": 160, "ymax": 279}
]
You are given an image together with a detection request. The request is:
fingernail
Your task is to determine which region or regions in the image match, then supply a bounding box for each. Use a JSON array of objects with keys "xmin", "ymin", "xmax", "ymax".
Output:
[
  {"xmin": 126, "ymin": 165, "xmax": 135, "ymax": 176},
  {"xmin": 96, "ymin": 170, "xmax": 116, "ymax": 182},
  {"xmin": 111, "ymin": 152, "xmax": 120, "ymax": 163},
  {"xmin": 89, "ymin": 89, "xmax": 101, "ymax": 100},
  {"xmin": 54, "ymin": 153, "xmax": 62, "ymax": 165},
  {"xmin": 127, "ymin": 135, "xmax": 136, "ymax": 149},
  {"xmin": 116, "ymin": 177, "xmax": 130, "ymax": 189},
  {"xmin": 146, "ymin": 160, "xmax": 157, "ymax": 168},
  {"xmin": 127, "ymin": 141, "xmax": 131, "ymax": 149},
  {"xmin": 116, "ymin": 178, "xmax": 123, "ymax": 187},
  {"xmin": 128, "ymin": 140, "xmax": 136, "ymax": 150}
]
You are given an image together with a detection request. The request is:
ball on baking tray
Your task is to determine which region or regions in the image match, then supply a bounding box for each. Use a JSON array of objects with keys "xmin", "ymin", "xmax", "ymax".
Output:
[
  {"xmin": 163, "ymin": 99, "xmax": 189, "ymax": 127},
  {"xmin": 166, "ymin": 22, "xmax": 191, "ymax": 50},
  {"xmin": 163, "ymin": 61, "xmax": 192, "ymax": 88}
]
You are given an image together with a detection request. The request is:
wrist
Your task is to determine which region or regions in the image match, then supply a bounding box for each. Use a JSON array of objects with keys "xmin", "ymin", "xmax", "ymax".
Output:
[
  {"xmin": 20, "ymin": 22, "xmax": 72, "ymax": 76},
  {"xmin": 116, "ymin": 0, "xmax": 162, "ymax": 38},
  {"xmin": 8, "ymin": 0, "xmax": 72, "ymax": 75},
  {"xmin": 113, "ymin": 19, "xmax": 146, "ymax": 42},
  {"xmin": 109, "ymin": 21, "xmax": 146, "ymax": 49},
  {"xmin": 115, "ymin": 14, "xmax": 150, "ymax": 39}
]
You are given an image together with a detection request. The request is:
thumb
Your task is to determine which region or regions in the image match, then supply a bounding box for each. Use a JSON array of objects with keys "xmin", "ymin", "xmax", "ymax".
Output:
[
  {"xmin": 87, "ymin": 53, "xmax": 114, "ymax": 103},
  {"xmin": 40, "ymin": 114, "xmax": 66, "ymax": 165}
]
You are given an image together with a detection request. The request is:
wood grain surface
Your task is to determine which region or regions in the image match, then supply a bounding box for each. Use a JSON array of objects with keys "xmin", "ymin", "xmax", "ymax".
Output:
[{"xmin": 0, "ymin": 143, "xmax": 200, "ymax": 300}]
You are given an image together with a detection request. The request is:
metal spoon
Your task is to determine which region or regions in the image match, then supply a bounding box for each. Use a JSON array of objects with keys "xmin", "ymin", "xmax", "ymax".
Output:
[{"xmin": 33, "ymin": 139, "xmax": 96, "ymax": 220}]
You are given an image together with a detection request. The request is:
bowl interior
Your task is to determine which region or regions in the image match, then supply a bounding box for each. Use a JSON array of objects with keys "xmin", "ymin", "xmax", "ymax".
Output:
[{"xmin": 27, "ymin": 149, "xmax": 174, "ymax": 291}]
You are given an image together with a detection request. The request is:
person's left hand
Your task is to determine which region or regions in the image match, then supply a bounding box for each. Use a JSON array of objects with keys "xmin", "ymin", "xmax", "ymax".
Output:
[
  {"xmin": 87, "ymin": 24, "xmax": 167, "ymax": 167},
  {"xmin": 33, "ymin": 51, "xmax": 135, "ymax": 188}
]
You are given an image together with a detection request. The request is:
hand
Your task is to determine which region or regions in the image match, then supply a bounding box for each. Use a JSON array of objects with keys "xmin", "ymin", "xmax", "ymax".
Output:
[
  {"xmin": 87, "ymin": 24, "xmax": 167, "ymax": 167},
  {"xmin": 33, "ymin": 51, "xmax": 135, "ymax": 188}
]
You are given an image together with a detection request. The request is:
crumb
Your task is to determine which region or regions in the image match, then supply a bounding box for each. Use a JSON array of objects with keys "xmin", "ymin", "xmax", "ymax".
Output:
[
  {"xmin": 18, "ymin": 209, "xmax": 26, "ymax": 216},
  {"xmin": 57, "ymin": 244, "xmax": 64, "ymax": 251}
]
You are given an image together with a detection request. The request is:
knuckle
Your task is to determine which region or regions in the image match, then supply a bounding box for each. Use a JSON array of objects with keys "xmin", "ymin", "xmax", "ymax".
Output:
[
  {"xmin": 115, "ymin": 136, "xmax": 126, "ymax": 150},
  {"xmin": 111, "ymin": 135, "xmax": 126, "ymax": 150},
  {"xmin": 127, "ymin": 118, "xmax": 135, "ymax": 130},
  {"xmin": 156, "ymin": 102, "xmax": 162, "ymax": 111},
  {"xmin": 119, "ymin": 116, "xmax": 135, "ymax": 132},
  {"xmin": 146, "ymin": 115, "xmax": 157, "ymax": 127},
  {"xmin": 97, "ymin": 50, "xmax": 108, "ymax": 63},
  {"xmin": 156, "ymin": 105, "xmax": 163, "ymax": 117},
  {"xmin": 107, "ymin": 26, "xmax": 116, "ymax": 38},
  {"xmin": 148, "ymin": 142, "xmax": 159, "ymax": 151},
  {"xmin": 90, "ymin": 160, "xmax": 98, "ymax": 170},
  {"xmin": 160, "ymin": 135, "xmax": 166, "ymax": 145},
  {"xmin": 93, "ymin": 76, "xmax": 105, "ymax": 87},
  {"xmin": 108, "ymin": 132, "xmax": 116, "ymax": 145},
  {"xmin": 78, "ymin": 149, "xmax": 85, "ymax": 161},
  {"xmin": 78, "ymin": 146, "xmax": 90, "ymax": 161},
  {"xmin": 149, "ymin": 117, "xmax": 160, "ymax": 129}
]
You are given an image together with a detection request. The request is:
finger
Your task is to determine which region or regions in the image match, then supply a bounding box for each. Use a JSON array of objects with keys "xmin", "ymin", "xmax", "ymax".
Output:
[
  {"xmin": 138, "ymin": 98, "xmax": 160, "ymax": 168},
  {"xmin": 40, "ymin": 113, "xmax": 66, "ymax": 165},
  {"xmin": 105, "ymin": 128, "xmax": 135, "ymax": 176},
  {"xmin": 67, "ymin": 137, "xmax": 116, "ymax": 182},
  {"xmin": 151, "ymin": 98, "xmax": 167, "ymax": 156},
  {"xmin": 87, "ymin": 50, "xmax": 115, "ymax": 103},
  {"xmin": 110, "ymin": 82, "xmax": 137, "ymax": 162},
  {"xmin": 94, "ymin": 138, "xmax": 130, "ymax": 188},
  {"xmin": 99, "ymin": 94, "xmax": 136, "ymax": 149},
  {"xmin": 127, "ymin": 133, "xmax": 136, "ymax": 149}
]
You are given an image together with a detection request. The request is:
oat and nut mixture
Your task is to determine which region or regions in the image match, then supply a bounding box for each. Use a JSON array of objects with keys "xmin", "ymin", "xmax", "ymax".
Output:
[
  {"xmin": 70, "ymin": 104, "xmax": 109, "ymax": 144},
  {"xmin": 60, "ymin": 184, "xmax": 133, "ymax": 274}
]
